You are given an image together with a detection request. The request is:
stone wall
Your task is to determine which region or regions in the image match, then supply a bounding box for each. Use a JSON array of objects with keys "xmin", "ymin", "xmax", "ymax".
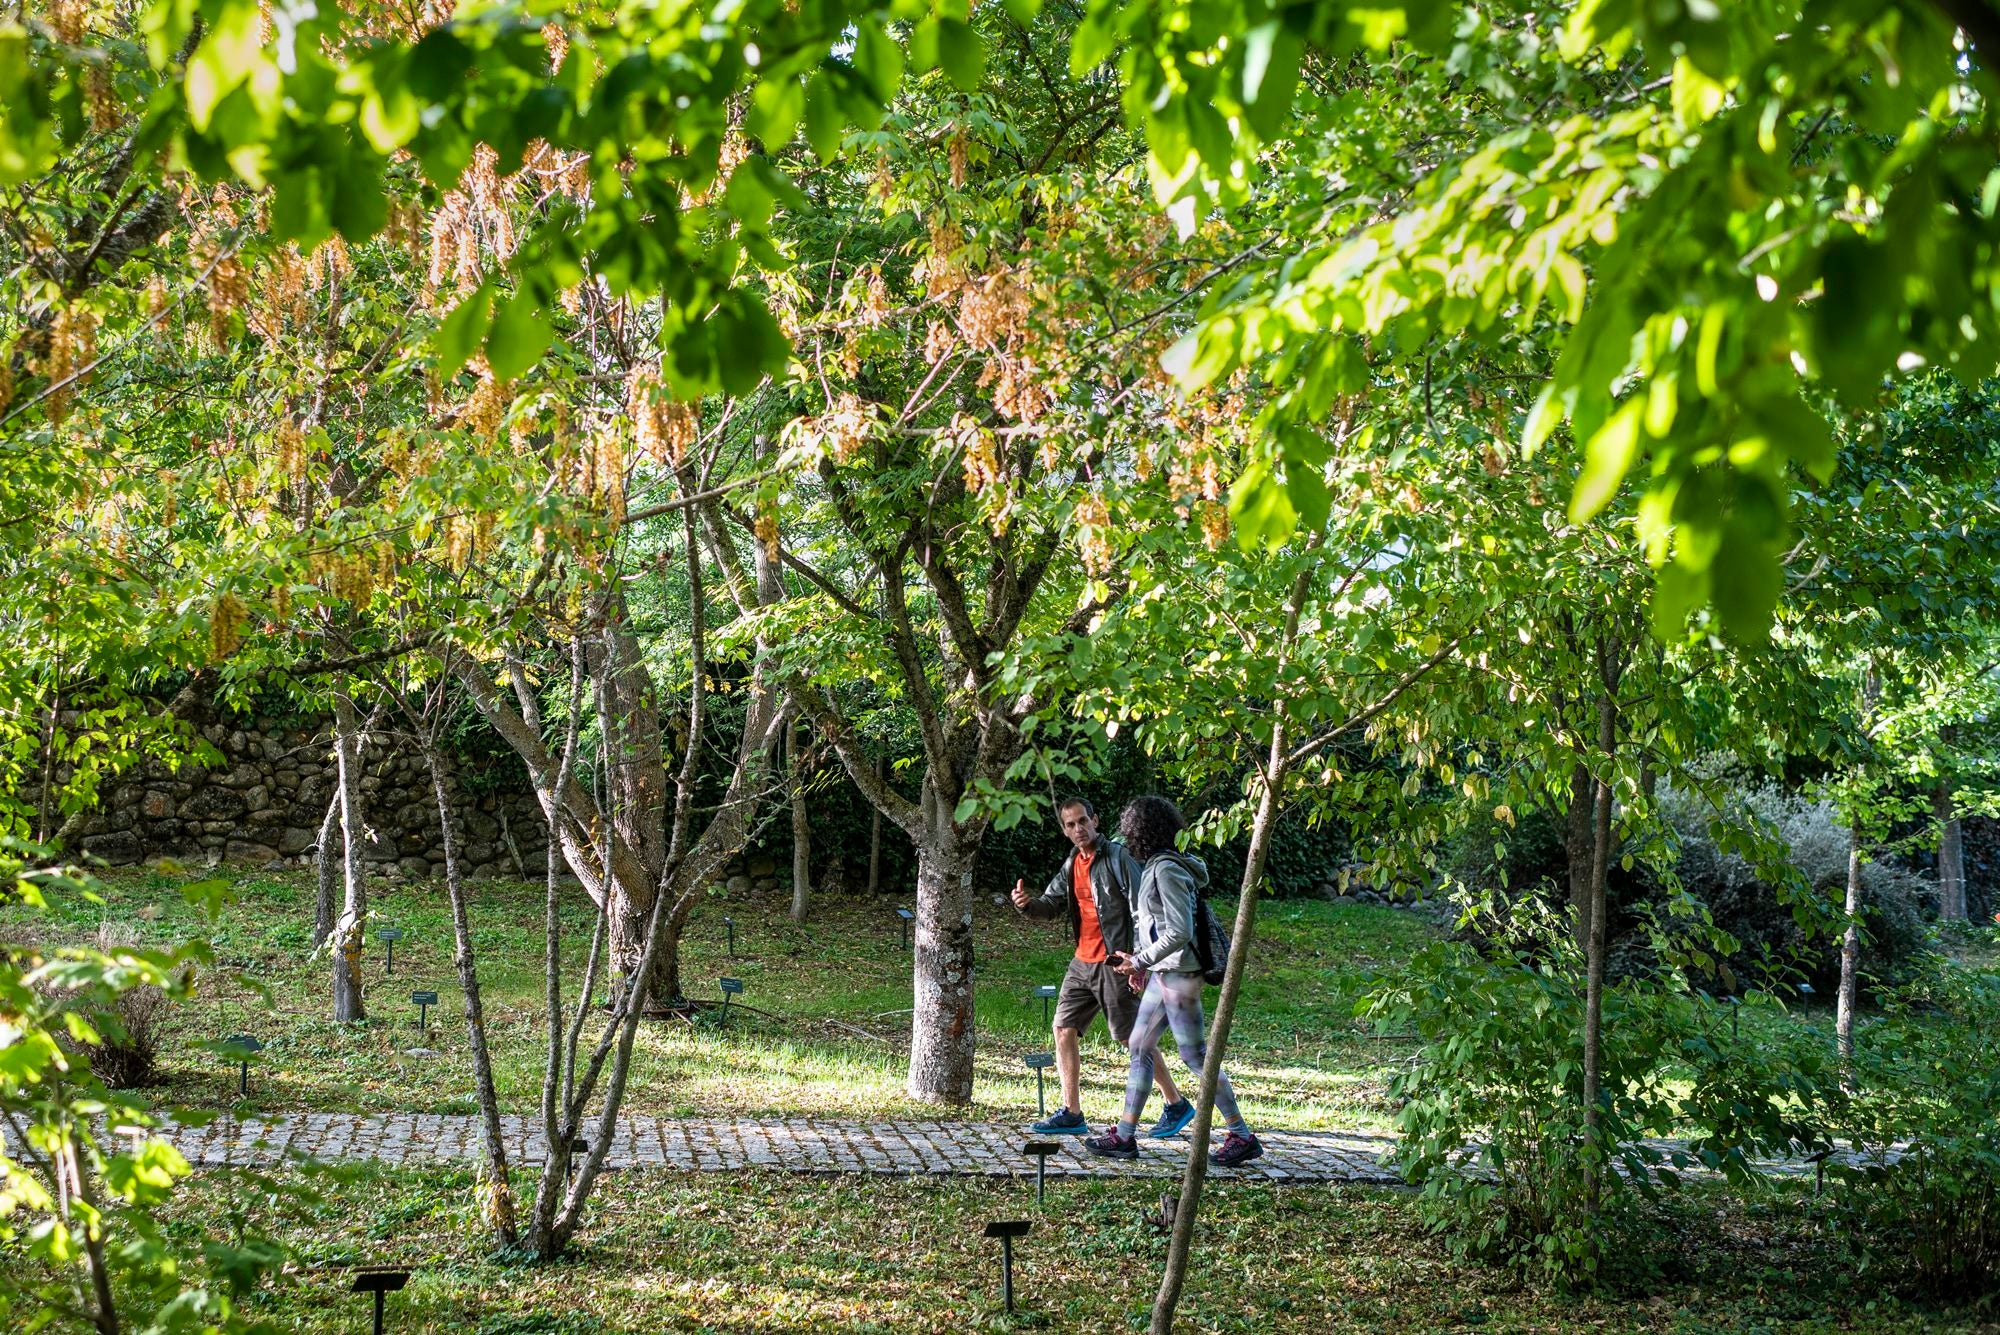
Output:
[{"xmin": 62, "ymin": 712, "xmax": 552, "ymax": 882}]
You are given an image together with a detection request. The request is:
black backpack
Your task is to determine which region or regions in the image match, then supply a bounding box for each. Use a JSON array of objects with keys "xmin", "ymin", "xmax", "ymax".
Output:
[{"xmin": 1191, "ymin": 884, "xmax": 1230, "ymax": 986}]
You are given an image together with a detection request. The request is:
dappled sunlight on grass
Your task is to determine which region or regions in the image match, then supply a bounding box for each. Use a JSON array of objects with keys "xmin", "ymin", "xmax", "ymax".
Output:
[
  {"xmin": 159, "ymin": 1164, "xmax": 1987, "ymax": 1333},
  {"xmin": 8, "ymin": 866, "xmax": 1427, "ymax": 1129}
]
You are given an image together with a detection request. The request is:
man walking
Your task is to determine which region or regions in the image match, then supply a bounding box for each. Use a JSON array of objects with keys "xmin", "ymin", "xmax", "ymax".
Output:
[{"xmin": 1011, "ymin": 797, "xmax": 1194, "ymax": 1137}]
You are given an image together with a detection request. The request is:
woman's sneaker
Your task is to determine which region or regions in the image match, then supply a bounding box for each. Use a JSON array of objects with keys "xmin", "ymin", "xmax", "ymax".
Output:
[
  {"xmin": 1147, "ymin": 1098, "xmax": 1196, "ymax": 1139},
  {"xmin": 1031, "ymin": 1108, "xmax": 1088, "ymax": 1136},
  {"xmin": 1209, "ymin": 1131, "xmax": 1263, "ymax": 1167},
  {"xmin": 1083, "ymin": 1130, "xmax": 1138, "ymax": 1160}
]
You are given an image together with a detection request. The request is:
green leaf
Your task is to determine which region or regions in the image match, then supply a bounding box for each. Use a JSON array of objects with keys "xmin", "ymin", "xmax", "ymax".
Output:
[
  {"xmin": 936, "ymin": 18, "xmax": 985, "ymax": 91},
  {"xmin": 433, "ymin": 282, "xmax": 494, "ymax": 379},
  {"xmin": 1070, "ymin": 10, "xmax": 1116, "ymax": 76},
  {"xmin": 184, "ymin": 0, "xmax": 263, "ymax": 132},
  {"xmin": 1710, "ymin": 521, "xmax": 1780, "ymax": 642},
  {"xmin": 853, "ymin": 22, "xmax": 904, "ymax": 103},
  {"xmin": 1570, "ymin": 397, "xmax": 1643, "ymax": 522},
  {"xmin": 747, "ymin": 74, "xmax": 805, "ymax": 148},
  {"xmin": 802, "ymin": 69, "xmax": 844, "ymax": 162},
  {"xmin": 486, "ymin": 289, "xmax": 552, "ymax": 381},
  {"xmin": 1239, "ymin": 21, "xmax": 1303, "ymax": 143},
  {"xmin": 1229, "ymin": 460, "xmax": 1300, "ymax": 551}
]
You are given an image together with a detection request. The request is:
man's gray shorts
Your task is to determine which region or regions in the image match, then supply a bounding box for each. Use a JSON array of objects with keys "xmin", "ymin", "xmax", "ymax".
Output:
[{"xmin": 1052, "ymin": 956, "xmax": 1140, "ymax": 1045}]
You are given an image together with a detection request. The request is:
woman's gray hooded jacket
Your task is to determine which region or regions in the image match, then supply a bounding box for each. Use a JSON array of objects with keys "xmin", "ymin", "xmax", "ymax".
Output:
[{"xmin": 1127, "ymin": 849, "xmax": 1209, "ymax": 975}]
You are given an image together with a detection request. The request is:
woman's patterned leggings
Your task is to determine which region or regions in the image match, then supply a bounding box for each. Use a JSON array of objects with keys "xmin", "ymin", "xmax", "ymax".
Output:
[{"xmin": 1120, "ymin": 968, "xmax": 1246, "ymax": 1131}]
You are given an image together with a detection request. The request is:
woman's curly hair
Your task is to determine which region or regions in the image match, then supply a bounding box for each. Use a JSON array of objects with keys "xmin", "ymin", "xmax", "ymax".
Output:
[{"xmin": 1118, "ymin": 795, "xmax": 1185, "ymax": 864}]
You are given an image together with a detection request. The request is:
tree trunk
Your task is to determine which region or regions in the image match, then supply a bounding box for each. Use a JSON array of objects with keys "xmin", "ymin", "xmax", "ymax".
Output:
[
  {"xmin": 1937, "ymin": 781, "xmax": 1967, "ymax": 921},
  {"xmin": 867, "ymin": 760, "xmax": 883, "ymax": 896},
  {"xmin": 329, "ymin": 688, "xmax": 368, "ymax": 1024},
  {"xmin": 1837, "ymin": 820, "xmax": 1863, "ymax": 1067},
  {"xmin": 1150, "ymin": 556, "xmax": 1316, "ymax": 1335},
  {"xmin": 1151, "ymin": 761, "xmax": 1282, "ymax": 1335},
  {"xmin": 789, "ymin": 719, "xmax": 811, "ymax": 923},
  {"xmin": 1580, "ymin": 682, "xmax": 1616, "ymax": 1216},
  {"xmin": 907, "ymin": 802, "xmax": 977, "ymax": 1103},
  {"xmin": 423, "ymin": 742, "xmax": 517, "ymax": 1248},
  {"xmin": 1564, "ymin": 760, "xmax": 1593, "ymax": 948},
  {"xmin": 312, "ymin": 792, "xmax": 340, "ymax": 950}
]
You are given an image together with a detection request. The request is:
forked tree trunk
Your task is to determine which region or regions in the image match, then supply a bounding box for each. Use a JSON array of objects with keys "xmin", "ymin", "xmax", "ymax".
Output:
[
  {"xmin": 312, "ymin": 792, "xmax": 340, "ymax": 950},
  {"xmin": 1937, "ymin": 781, "xmax": 1967, "ymax": 921},
  {"xmin": 907, "ymin": 803, "xmax": 977, "ymax": 1103},
  {"xmin": 329, "ymin": 688, "xmax": 369, "ymax": 1023},
  {"xmin": 421, "ymin": 737, "xmax": 517, "ymax": 1247},
  {"xmin": 788, "ymin": 718, "xmax": 811, "ymax": 923}
]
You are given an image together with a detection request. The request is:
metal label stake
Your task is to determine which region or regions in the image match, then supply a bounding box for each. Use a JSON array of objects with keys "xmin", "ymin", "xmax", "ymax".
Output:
[
  {"xmin": 723, "ymin": 916, "xmax": 736, "ymax": 957},
  {"xmin": 220, "ymin": 1033, "xmax": 263, "ymax": 1097},
  {"xmin": 1022, "ymin": 1141, "xmax": 1059, "ymax": 1205},
  {"xmin": 411, "ymin": 991, "xmax": 438, "ymax": 1031},
  {"xmin": 719, "ymin": 976, "xmax": 744, "ymax": 1021},
  {"xmin": 1023, "ymin": 1052, "xmax": 1054, "ymax": 1115},
  {"xmin": 895, "ymin": 907, "xmax": 914, "ymax": 950},
  {"xmin": 982, "ymin": 1220, "xmax": 1032, "ymax": 1314},
  {"xmin": 350, "ymin": 1268, "xmax": 409, "ymax": 1335},
  {"xmin": 378, "ymin": 927, "xmax": 405, "ymax": 977},
  {"xmin": 1033, "ymin": 984, "xmax": 1059, "ymax": 1028}
]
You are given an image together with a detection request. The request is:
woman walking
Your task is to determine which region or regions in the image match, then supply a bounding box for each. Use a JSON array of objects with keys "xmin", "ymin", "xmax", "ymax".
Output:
[{"xmin": 1085, "ymin": 795, "xmax": 1263, "ymax": 1166}]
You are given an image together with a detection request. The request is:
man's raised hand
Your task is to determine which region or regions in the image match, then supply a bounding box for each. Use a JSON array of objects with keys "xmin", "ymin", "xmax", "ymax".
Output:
[{"xmin": 1010, "ymin": 878, "xmax": 1030, "ymax": 910}]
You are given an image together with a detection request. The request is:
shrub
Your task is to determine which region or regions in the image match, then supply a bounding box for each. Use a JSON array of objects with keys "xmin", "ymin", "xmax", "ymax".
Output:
[
  {"xmin": 1835, "ymin": 958, "xmax": 2000, "ymax": 1297},
  {"xmin": 1363, "ymin": 904, "xmax": 1841, "ymax": 1288},
  {"xmin": 85, "ymin": 921, "xmax": 169, "ymax": 1087},
  {"xmin": 2, "ymin": 843, "xmax": 290, "ymax": 1331},
  {"xmin": 26, "ymin": 921, "xmax": 171, "ymax": 1087},
  {"xmin": 1658, "ymin": 783, "xmax": 1932, "ymax": 995},
  {"xmin": 1446, "ymin": 784, "xmax": 1935, "ymax": 995}
]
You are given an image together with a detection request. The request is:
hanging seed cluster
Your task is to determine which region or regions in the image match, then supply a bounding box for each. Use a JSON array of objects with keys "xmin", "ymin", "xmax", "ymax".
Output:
[
  {"xmin": 208, "ymin": 592, "xmax": 247, "ymax": 661},
  {"xmin": 1073, "ymin": 493, "xmax": 1114, "ymax": 575},
  {"xmin": 625, "ymin": 367, "xmax": 694, "ymax": 466},
  {"xmin": 34, "ymin": 303, "xmax": 99, "ymax": 423}
]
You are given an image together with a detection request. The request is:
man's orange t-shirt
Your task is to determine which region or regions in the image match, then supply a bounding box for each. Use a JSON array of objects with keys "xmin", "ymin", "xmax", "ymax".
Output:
[{"xmin": 1072, "ymin": 846, "xmax": 1106, "ymax": 963}]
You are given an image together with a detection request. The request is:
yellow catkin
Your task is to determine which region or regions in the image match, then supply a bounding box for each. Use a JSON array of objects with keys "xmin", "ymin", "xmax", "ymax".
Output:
[
  {"xmin": 1200, "ymin": 500, "xmax": 1230, "ymax": 550},
  {"xmin": 462, "ymin": 369, "xmax": 507, "ymax": 441},
  {"xmin": 274, "ymin": 418, "xmax": 305, "ymax": 484},
  {"xmin": 948, "ymin": 132, "xmax": 969, "ymax": 189},
  {"xmin": 923, "ymin": 216, "xmax": 964, "ymax": 298},
  {"xmin": 35, "ymin": 304, "xmax": 99, "ymax": 423},
  {"xmin": 752, "ymin": 504, "xmax": 779, "ymax": 561},
  {"xmin": 208, "ymin": 593, "xmax": 247, "ymax": 661},
  {"xmin": 202, "ymin": 251, "xmax": 248, "ymax": 346},
  {"xmin": 1074, "ymin": 493, "xmax": 1113, "ymax": 575},
  {"xmin": 49, "ymin": 0, "xmax": 86, "ymax": 44},
  {"xmin": 626, "ymin": 367, "xmax": 664, "ymax": 462},
  {"xmin": 84, "ymin": 64, "xmax": 118, "ymax": 132}
]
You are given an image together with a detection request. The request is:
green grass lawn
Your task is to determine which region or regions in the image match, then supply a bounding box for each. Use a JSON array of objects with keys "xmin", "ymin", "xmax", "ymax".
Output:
[
  {"xmin": 16, "ymin": 867, "xmax": 2000, "ymax": 1331},
  {"xmin": 4, "ymin": 867, "xmax": 1437, "ymax": 1131},
  {"xmin": 155, "ymin": 1162, "xmax": 1992, "ymax": 1333}
]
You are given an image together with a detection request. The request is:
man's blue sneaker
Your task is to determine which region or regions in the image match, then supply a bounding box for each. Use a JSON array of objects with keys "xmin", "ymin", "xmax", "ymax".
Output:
[
  {"xmin": 1032, "ymin": 1108, "xmax": 1088, "ymax": 1135},
  {"xmin": 1147, "ymin": 1098, "xmax": 1196, "ymax": 1139}
]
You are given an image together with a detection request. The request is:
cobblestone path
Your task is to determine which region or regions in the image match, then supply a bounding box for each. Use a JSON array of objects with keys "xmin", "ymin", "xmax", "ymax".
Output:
[{"xmin": 116, "ymin": 1112, "xmax": 1407, "ymax": 1186}]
